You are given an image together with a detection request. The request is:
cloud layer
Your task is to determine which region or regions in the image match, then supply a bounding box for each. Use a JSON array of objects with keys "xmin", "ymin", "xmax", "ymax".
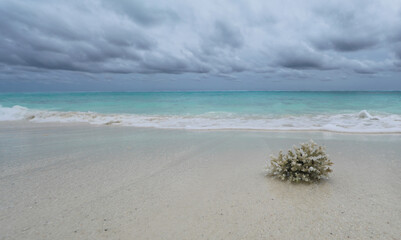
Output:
[{"xmin": 0, "ymin": 0, "xmax": 400, "ymax": 90}]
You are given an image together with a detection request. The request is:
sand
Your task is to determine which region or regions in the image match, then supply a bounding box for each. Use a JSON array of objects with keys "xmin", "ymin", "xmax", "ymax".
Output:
[{"xmin": 0, "ymin": 122, "xmax": 400, "ymax": 240}]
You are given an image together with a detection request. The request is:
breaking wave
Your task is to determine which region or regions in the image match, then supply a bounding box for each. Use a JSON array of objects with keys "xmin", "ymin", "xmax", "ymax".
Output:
[{"xmin": 1, "ymin": 105, "xmax": 401, "ymax": 133}]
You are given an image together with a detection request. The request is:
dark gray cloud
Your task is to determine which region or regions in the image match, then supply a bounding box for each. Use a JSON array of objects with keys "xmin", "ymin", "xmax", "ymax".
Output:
[
  {"xmin": 0, "ymin": 1, "xmax": 151, "ymax": 73},
  {"xmin": 309, "ymin": 4, "xmax": 385, "ymax": 52},
  {"xmin": 211, "ymin": 21, "xmax": 244, "ymax": 49},
  {"xmin": 0, "ymin": 0, "xmax": 400, "ymax": 90},
  {"xmin": 275, "ymin": 48, "xmax": 327, "ymax": 70},
  {"xmin": 313, "ymin": 37, "xmax": 378, "ymax": 52},
  {"xmin": 272, "ymin": 44, "xmax": 339, "ymax": 71},
  {"xmin": 279, "ymin": 58, "xmax": 322, "ymax": 70}
]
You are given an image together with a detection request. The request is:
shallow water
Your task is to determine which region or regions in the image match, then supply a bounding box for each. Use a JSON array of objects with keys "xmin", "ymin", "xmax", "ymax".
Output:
[{"xmin": 1, "ymin": 91, "xmax": 401, "ymax": 132}]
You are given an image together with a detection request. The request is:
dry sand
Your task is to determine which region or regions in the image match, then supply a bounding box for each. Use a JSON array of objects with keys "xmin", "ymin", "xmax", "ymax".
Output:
[{"xmin": 0, "ymin": 122, "xmax": 400, "ymax": 240}]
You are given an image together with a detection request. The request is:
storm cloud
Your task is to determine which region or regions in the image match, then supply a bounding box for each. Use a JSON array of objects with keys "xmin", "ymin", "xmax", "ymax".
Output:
[{"xmin": 0, "ymin": 0, "xmax": 400, "ymax": 90}]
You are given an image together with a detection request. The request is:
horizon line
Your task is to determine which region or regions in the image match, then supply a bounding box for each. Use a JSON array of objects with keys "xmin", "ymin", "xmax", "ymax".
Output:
[{"xmin": 1, "ymin": 90, "xmax": 401, "ymax": 94}]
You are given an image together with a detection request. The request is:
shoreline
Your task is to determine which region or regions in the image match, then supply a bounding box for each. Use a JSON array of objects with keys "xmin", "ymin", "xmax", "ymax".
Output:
[{"xmin": 1, "ymin": 120, "xmax": 401, "ymax": 135}]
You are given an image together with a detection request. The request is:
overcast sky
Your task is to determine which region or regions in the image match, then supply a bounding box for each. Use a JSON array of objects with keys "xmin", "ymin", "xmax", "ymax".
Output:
[{"xmin": 0, "ymin": 0, "xmax": 401, "ymax": 91}]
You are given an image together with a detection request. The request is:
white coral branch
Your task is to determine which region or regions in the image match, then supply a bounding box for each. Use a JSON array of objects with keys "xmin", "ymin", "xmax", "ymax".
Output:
[{"xmin": 266, "ymin": 140, "xmax": 333, "ymax": 183}]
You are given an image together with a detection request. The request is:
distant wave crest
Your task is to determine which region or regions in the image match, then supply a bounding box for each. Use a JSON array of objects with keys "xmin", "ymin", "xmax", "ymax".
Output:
[{"xmin": 1, "ymin": 105, "xmax": 401, "ymax": 133}]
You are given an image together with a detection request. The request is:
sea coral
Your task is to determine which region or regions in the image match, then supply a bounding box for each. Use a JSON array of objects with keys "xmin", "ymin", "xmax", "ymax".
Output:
[{"xmin": 266, "ymin": 140, "xmax": 333, "ymax": 182}]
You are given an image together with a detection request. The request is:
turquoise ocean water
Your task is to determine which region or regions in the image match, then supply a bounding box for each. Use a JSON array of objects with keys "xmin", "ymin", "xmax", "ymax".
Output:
[{"xmin": 1, "ymin": 92, "xmax": 400, "ymax": 133}]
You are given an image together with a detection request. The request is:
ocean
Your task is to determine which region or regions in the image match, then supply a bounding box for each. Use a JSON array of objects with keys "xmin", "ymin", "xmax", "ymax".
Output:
[{"xmin": 0, "ymin": 91, "xmax": 400, "ymax": 133}]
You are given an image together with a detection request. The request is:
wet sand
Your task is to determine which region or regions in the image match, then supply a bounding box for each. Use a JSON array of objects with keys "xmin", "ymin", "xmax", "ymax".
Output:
[{"xmin": 0, "ymin": 122, "xmax": 400, "ymax": 240}]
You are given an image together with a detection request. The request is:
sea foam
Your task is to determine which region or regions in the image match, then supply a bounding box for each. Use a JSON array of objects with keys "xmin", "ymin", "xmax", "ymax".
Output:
[{"xmin": 1, "ymin": 105, "xmax": 400, "ymax": 133}]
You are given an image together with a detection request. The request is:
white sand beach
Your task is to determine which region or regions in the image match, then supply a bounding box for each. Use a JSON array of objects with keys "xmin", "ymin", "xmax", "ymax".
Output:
[{"xmin": 1, "ymin": 122, "xmax": 400, "ymax": 240}]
